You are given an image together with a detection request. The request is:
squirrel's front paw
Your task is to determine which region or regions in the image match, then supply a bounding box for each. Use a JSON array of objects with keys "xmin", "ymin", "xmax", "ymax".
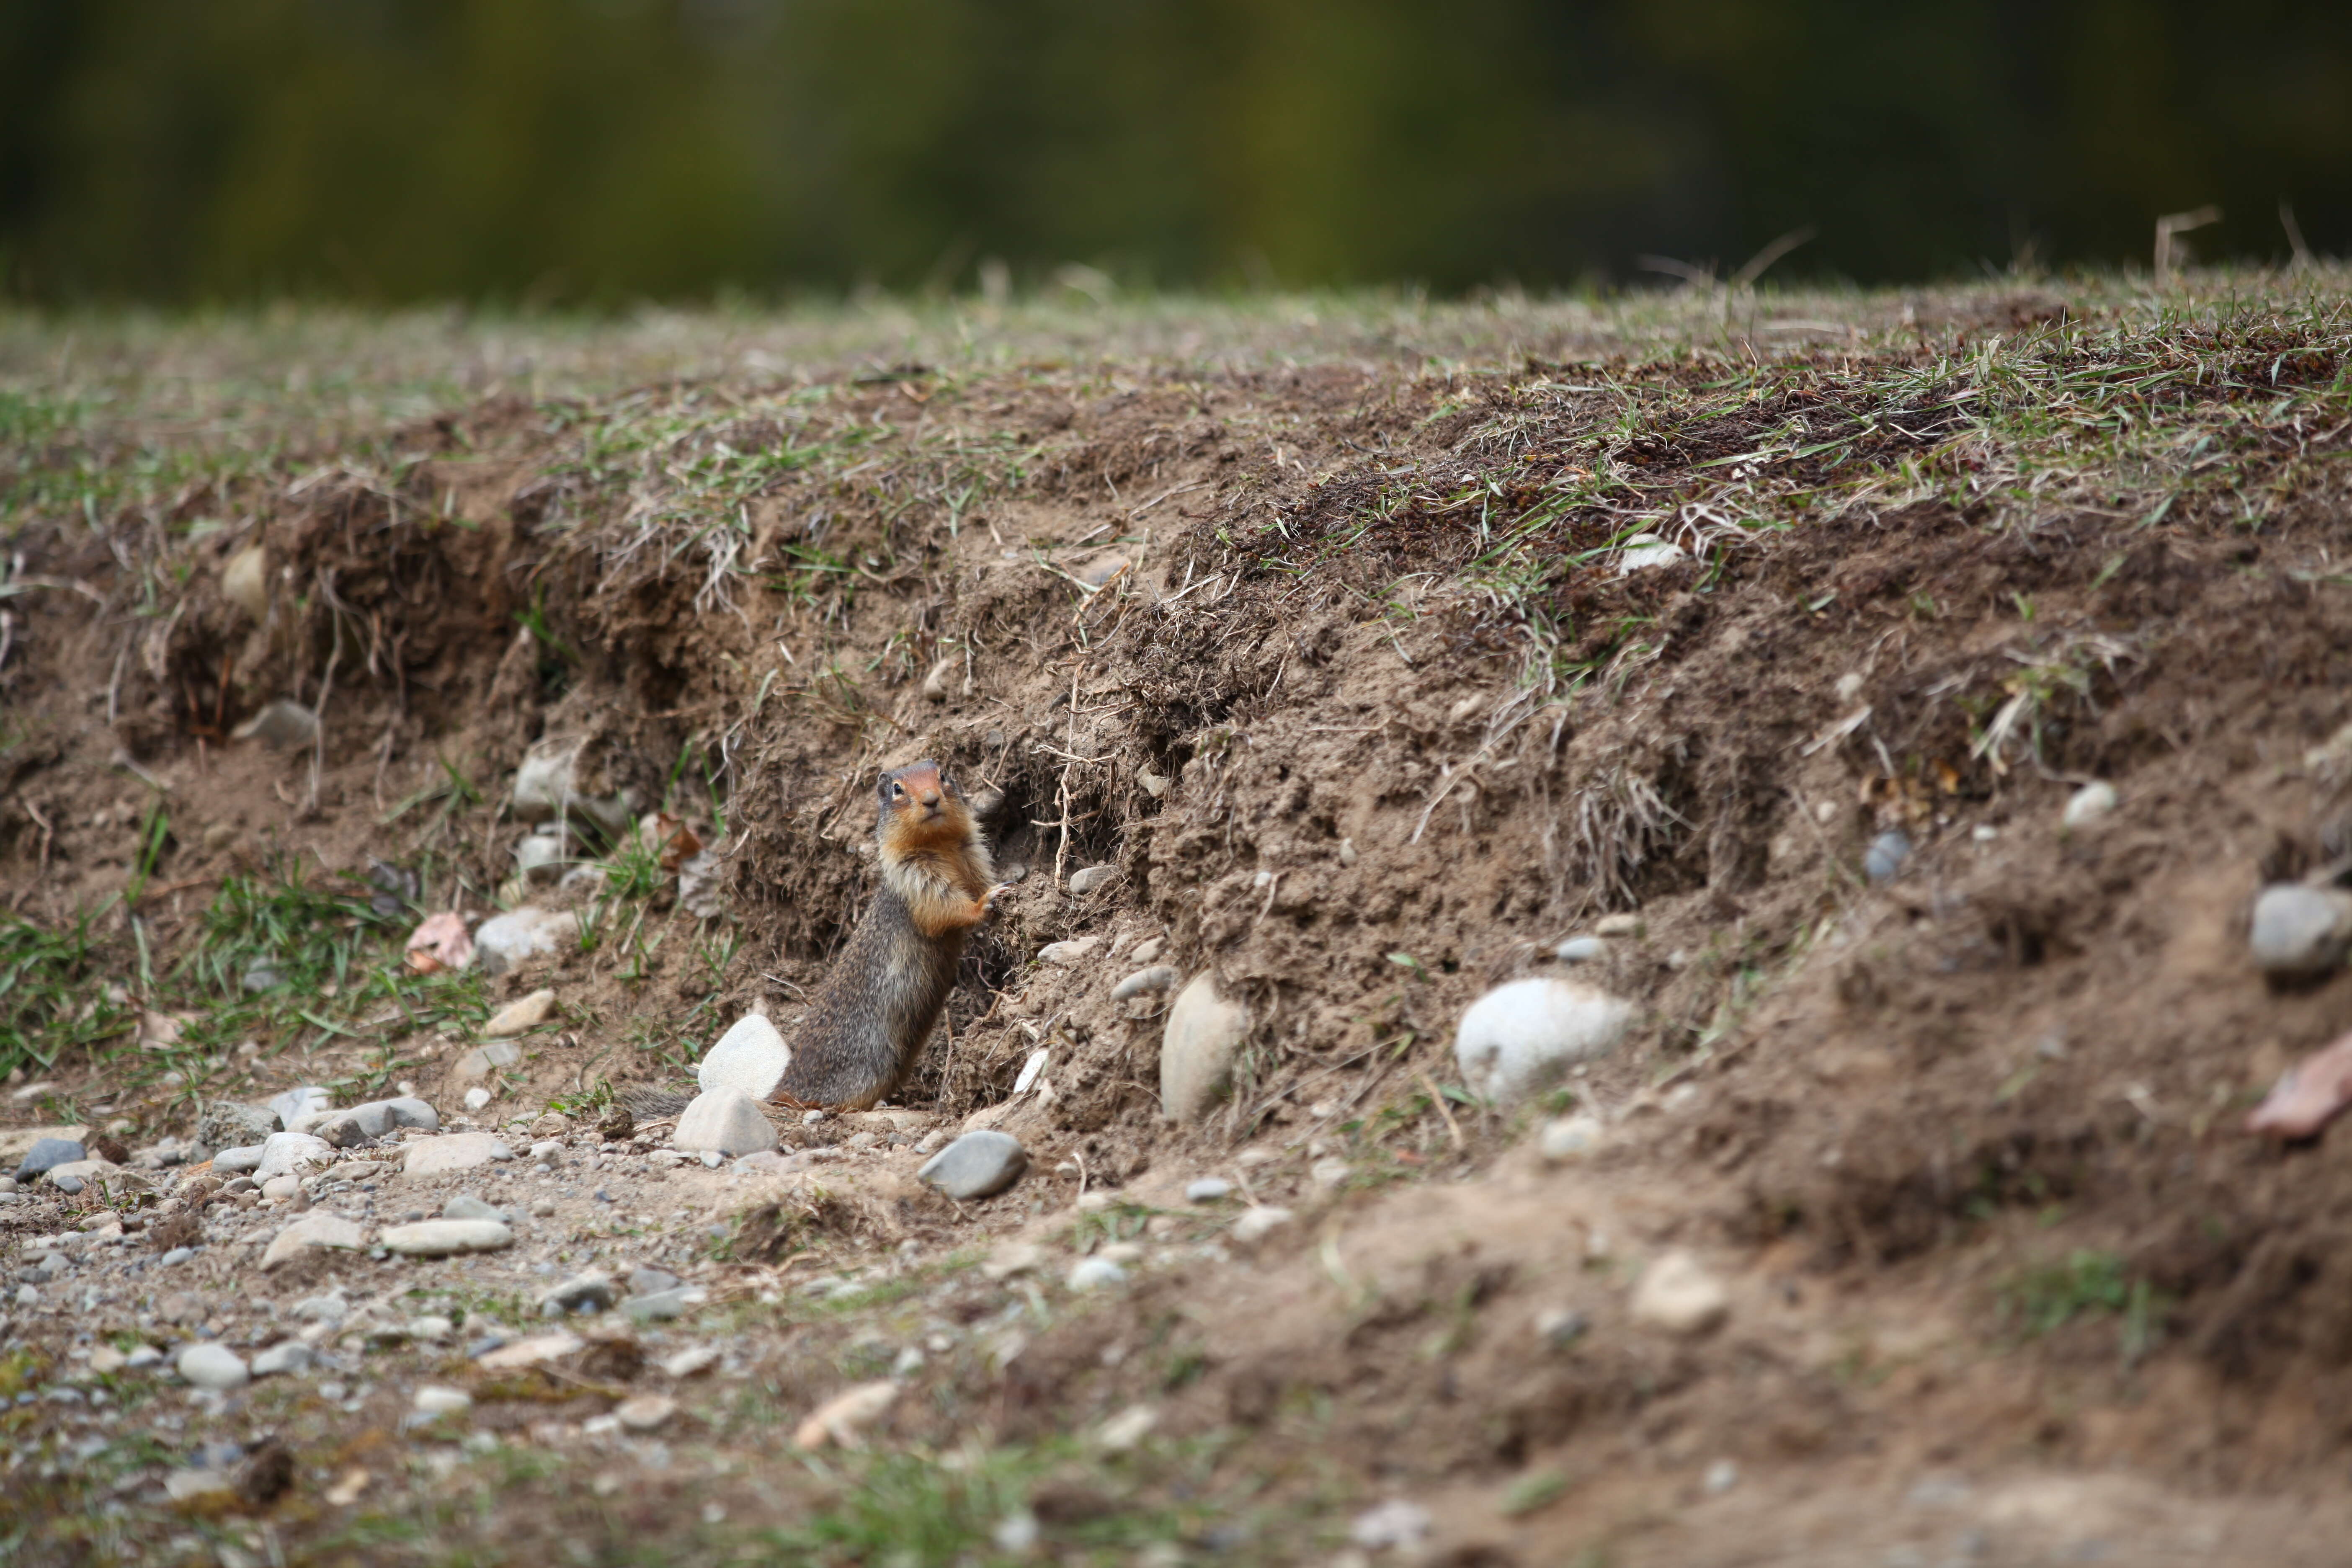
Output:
[{"xmin": 980, "ymin": 882, "xmax": 1017, "ymax": 914}]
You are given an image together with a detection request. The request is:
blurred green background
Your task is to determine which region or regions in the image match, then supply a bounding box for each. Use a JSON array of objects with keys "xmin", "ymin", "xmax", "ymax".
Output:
[{"xmin": 1, "ymin": 0, "xmax": 2345, "ymax": 303}]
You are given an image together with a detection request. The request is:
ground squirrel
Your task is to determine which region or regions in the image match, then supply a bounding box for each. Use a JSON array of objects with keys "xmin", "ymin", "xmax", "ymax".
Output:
[
  {"xmin": 772, "ymin": 758, "xmax": 1004, "ymax": 1108},
  {"xmin": 624, "ymin": 760, "xmax": 1002, "ymax": 1118}
]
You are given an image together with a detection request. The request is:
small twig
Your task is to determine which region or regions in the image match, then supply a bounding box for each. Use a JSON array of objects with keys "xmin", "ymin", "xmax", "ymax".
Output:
[{"xmin": 1418, "ymin": 1070, "xmax": 1465, "ymax": 1151}]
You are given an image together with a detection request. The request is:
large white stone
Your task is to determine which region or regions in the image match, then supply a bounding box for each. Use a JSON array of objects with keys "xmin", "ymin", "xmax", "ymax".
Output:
[
  {"xmin": 318, "ymin": 1097, "xmax": 439, "ymax": 1147},
  {"xmin": 254, "ymin": 1132, "xmax": 336, "ymax": 1182},
  {"xmin": 402, "ymin": 1132, "xmax": 513, "ymax": 1178},
  {"xmin": 1160, "ymin": 974, "xmax": 1249, "ymax": 1123},
  {"xmin": 1454, "ymin": 978, "xmax": 1635, "ymax": 1104},
  {"xmin": 1629, "ymin": 1249, "xmax": 1730, "ymax": 1336},
  {"xmin": 511, "ymin": 738, "xmax": 634, "ymax": 838},
  {"xmin": 261, "ymin": 1212, "xmax": 366, "ymax": 1270},
  {"xmin": 672, "ymin": 1088, "xmax": 776, "ymax": 1157},
  {"xmin": 483, "ymin": 989, "xmax": 558, "ymax": 1038},
  {"xmin": 381, "ymin": 1219, "xmax": 514, "ymax": 1257},
  {"xmin": 176, "ymin": 1343, "xmax": 250, "ymax": 1390},
  {"xmin": 698, "ymin": 1014, "xmax": 792, "ymax": 1100},
  {"xmin": 473, "ymin": 908, "xmax": 580, "ymax": 977}
]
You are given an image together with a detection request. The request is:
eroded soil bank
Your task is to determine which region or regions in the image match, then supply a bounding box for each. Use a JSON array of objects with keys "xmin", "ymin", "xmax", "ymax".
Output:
[{"xmin": 8, "ymin": 279, "xmax": 2352, "ymax": 1565}]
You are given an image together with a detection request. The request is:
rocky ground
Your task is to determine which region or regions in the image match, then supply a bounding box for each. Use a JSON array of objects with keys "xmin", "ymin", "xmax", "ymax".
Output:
[{"xmin": 10, "ymin": 277, "xmax": 2352, "ymax": 1565}]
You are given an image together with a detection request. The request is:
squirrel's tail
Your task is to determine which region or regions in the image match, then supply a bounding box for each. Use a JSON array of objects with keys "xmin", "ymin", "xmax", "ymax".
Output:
[{"xmin": 617, "ymin": 1085, "xmax": 694, "ymax": 1119}]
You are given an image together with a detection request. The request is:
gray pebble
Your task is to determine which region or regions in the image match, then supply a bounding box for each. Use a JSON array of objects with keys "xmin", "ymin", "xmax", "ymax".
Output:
[
  {"xmin": 50, "ymin": 1173, "xmax": 83, "ymax": 1196},
  {"xmin": 621, "ymin": 1287, "xmax": 701, "ymax": 1323},
  {"xmin": 1068, "ymin": 865, "xmax": 1115, "ymax": 896},
  {"xmin": 1553, "ymin": 936, "xmax": 1608, "ymax": 963},
  {"xmin": 196, "ymin": 1103, "xmax": 279, "ymax": 1151},
  {"xmin": 539, "ymin": 1271, "xmax": 616, "ymax": 1316},
  {"xmin": 1185, "ymin": 1178, "xmax": 1233, "ymax": 1204},
  {"xmin": 1864, "ymin": 829, "xmax": 1911, "ymax": 884},
  {"xmin": 916, "ymin": 1131, "xmax": 1028, "ymax": 1201},
  {"xmin": 628, "ymin": 1266, "xmax": 681, "ymax": 1297},
  {"xmin": 13, "ymin": 1138, "xmax": 84, "ymax": 1184},
  {"xmin": 158, "ymin": 1247, "xmax": 195, "ymax": 1268},
  {"xmin": 251, "ymin": 1342, "xmax": 312, "ymax": 1377},
  {"xmin": 442, "ymin": 1194, "xmax": 508, "ymax": 1222},
  {"xmin": 2249, "ymin": 883, "xmax": 2352, "ymax": 978}
]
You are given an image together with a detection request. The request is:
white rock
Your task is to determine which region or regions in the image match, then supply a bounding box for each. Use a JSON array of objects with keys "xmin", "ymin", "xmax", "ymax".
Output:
[
  {"xmin": 475, "ymin": 1331, "xmax": 583, "ymax": 1371},
  {"xmin": 1594, "ymin": 913, "xmax": 1643, "ymax": 937},
  {"xmin": 513, "ymin": 833, "xmax": 570, "ymax": 885},
  {"xmin": 2062, "ymin": 780, "xmax": 2118, "ymax": 828},
  {"xmin": 1013, "ymin": 1049, "xmax": 1050, "ymax": 1096},
  {"xmin": 381, "ymin": 1219, "xmax": 514, "ymax": 1257},
  {"xmin": 2249, "ymin": 884, "xmax": 2352, "ymax": 977},
  {"xmin": 472, "ymin": 908, "xmax": 580, "ymax": 977},
  {"xmin": 1231, "ymin": 1206, "xmax": 1295, "ymax": 1246},
  {"xmin": 1039, "ymin": 936, "xmax": 1101, "ymax": 966},
  {"xmin": 413, "ymin": 1385, "xmax": 472, "ymax": 1415},
  {"xmin": 1309, "ymin": 1157, "xmax": 1351, "ymax": 1188},
  {"xmin": 262, "ymin": 1213, "xmax": 366, "ymax": 1270},
  {"xmin": 1454, "ymin": 979, "xmax": 1635, "ymax": 1104},
  {"xmin": 982, "ymin": 1241, "xmax": 1047, "ymax": 1281},
  {"xmin": 462, "ymin": 1087, "xmax": 493, "ymax": 1112},
  {"xmin": 1112, "ymin": 965, "xmax": 1179, "ymax": 1002},
  {"xmin": 234, "ymin": 700, "xmax": 319, "ymax": 750},
  {"xmin": 662, "ymin": 1345, "xmax": 721, "ymax": 1379},
  {"xmin": 482, "ymin": 989, "xmax": 557, "ymax": 1039},
  {"xmin": 917, "ymin": 1132, "xmax": 1028, "ymax": 1200},
  {"xmin": 1094, "ymin": 1405, "xmax": 1159, "ymax": 1451},
  {"xmin": 1137, "ymin": 771, "xmax": 1171, "ymax": 798},
  {"xmin": 1350, "ymin": 1500, "xmax": 1433, "ymax": 1551},
  {"xmin": 222, "ymin": 544, "xmax": 270, "ymax": 622},
  {"xmin": 673, "ymin": 1088, "xmax": 776, "ymax": 1157},
  {"xmin": 213, "ymin": 1145, "xmax": 265, "ymax": 1175},
  {"xmin": 1130, "ymin": 936, "xmax": 1166, "ymax": 965},
  {"xmin": 697, "ymin": 1014, "xmax": 792, "ymax": 1100},
  {"xmin": 1539, "ymin": 1113, "xmax": 1605, "ymax": 1163},
  {"xmin": 616, "ymin": 1394, "xmax": 678, "ymax": 1431},
  {"xmin": 166, "ymin": 1470, "xmax": 235, "ymax": 1502},
  {"xmin": 254, "ymin": 1132, "xmax": 335, "ymax": 1182},
  {"xmin": 1067, "ymin": 1257, "xmax": 1127, "ymax": 1291},
  {"xmin": 1068, "ymin": 866, "xmax": 1114, "ymax": 896},
  {"xmin": 1629, "ymin": 1250, "xmax": 1730, "ymax": 1336},
  {"xmin": 451, "ymin": 1039, "xmax": 521, "ymax": 1082},
  {"xmin": 268, "ymin": 1085, "xmax": 331, "ymax": 1124},
  {"xmin": 1161, "ymin": 974, "xmax": 1249, "ymax": 1123},
  {"xmin": 175, "ymin": 1343, "xmax": 249, "ymax": 1390},
  {"xmin": 1185, "ymin": 1177, "xmax": 1232, "ymax": 1203},
  {"xmin": 511, "ymin": 738, "xmax": 634, "ymax": 837},
  {"xmin": 252, "ymin": 1341, "xmax": 313, "ymax": 1377},
  {"xmin": 1554, "ymin": 936, "xmax": 1608, "ymax": 963},
  {"xmin": 319, "ymin": 1096, "xmax": 439, "ymax": 1147},
  {"xmin": 1617, "ymin": 533, "xmax": 1686, "ymax": 575},
  {"xmin": 402, "ymin": 1133, "xmax": 513, "ymax": 1177}
]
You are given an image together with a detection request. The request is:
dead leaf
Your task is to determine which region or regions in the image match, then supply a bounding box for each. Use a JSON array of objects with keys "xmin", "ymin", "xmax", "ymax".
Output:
[{"xmin": 2248, "ymin": 1031, "xmax": 2352, "ymax": 1138}]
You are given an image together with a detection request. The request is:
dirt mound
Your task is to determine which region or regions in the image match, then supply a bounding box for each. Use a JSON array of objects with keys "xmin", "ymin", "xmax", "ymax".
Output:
[{"xmin": 9, "ymin": 279, "xmax": 2352, "ymax": 1562}]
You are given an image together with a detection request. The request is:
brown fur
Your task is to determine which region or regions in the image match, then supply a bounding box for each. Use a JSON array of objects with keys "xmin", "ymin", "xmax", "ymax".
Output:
[{"xmin": 770, "ymin": 760, "xmax": 999, "ymax": 1110}]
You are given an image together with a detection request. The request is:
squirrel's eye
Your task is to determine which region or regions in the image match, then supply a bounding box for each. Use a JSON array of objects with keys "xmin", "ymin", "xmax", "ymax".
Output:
[{"xmin": 891, "ymin": 783, "xmax": 904, "ymax": 797}]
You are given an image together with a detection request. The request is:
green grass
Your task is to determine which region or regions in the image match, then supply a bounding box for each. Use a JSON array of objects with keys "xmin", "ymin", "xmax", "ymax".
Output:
[
  {"xmin": 1999, "ymin": 1248, "xmax": 2172, "ymax": 1364},
  {"xmin": 0, "ymin": 904, "xmax": 137, "ymax": 1077}
]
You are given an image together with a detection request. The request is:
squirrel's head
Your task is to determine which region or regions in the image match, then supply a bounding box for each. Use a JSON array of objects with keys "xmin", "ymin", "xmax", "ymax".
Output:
[{"xmin": 876, "ymin": 760, "xmax": 968, "ymax": 847}]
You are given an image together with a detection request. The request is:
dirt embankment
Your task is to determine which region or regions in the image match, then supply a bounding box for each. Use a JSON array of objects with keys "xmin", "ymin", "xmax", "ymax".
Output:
[{"xmin": 10, "ymin": 286, "xmax": 2352, "ymax": 1563}]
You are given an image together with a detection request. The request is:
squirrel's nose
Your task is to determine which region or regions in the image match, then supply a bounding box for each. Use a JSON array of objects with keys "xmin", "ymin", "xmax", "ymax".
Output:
[{"xmin": 918, "ymin": 787, "xmax": 941, "ymax": 808}]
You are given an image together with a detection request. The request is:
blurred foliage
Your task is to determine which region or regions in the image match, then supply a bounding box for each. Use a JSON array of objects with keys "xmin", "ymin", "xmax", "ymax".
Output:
[{"xmin": 0, "ymin": 0, "xmax": 2347, "ymax": 302}]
